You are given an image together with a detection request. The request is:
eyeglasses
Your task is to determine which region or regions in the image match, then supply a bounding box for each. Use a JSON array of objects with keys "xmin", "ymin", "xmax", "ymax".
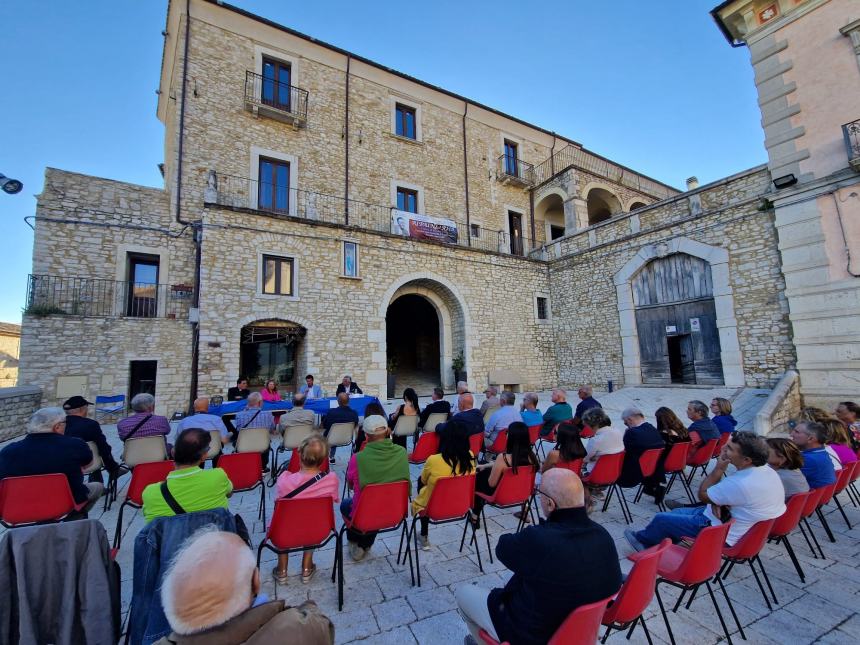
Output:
[{"xmin": 535, "ymin": 486, "xmax": 559, "ymax": 508}]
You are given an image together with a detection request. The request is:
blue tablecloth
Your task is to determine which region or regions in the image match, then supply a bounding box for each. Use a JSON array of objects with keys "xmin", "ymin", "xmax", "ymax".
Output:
[{"xmin": 209, "ymin": 395, "xmax": 380, "ymax": 417}]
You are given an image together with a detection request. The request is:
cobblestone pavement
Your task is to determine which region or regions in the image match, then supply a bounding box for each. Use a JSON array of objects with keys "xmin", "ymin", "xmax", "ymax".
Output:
[{"xmin": 4, "ymin": 386, "xmax": 860, "ymax": 644}]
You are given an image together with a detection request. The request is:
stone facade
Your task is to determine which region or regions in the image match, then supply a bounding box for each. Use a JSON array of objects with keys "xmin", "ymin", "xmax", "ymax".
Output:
[
  {"xmin": 0, "ymin": 386, "xmax": 42, "ymax": 441},
  {"xmin": 0, "ymin": 324, "xmax": 20, "ymax": 388}
]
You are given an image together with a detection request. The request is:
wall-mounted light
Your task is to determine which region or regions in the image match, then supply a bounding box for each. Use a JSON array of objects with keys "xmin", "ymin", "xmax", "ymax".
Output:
[
  {"xmin": 358, "ymin": 128, "xmax": 363, "ymax": 144},
  {"xmin": 193, "ymin": 79, "xmax": 199, "ymax": 98},
  {"xmin": 773, "ymin": 174, "xmax": 797, "ymax": 189}
]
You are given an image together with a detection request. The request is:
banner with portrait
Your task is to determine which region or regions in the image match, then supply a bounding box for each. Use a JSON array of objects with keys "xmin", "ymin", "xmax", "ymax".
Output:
[{"xmin": 390, "ymin": 209, "xmax": 458, "ymax": 245}]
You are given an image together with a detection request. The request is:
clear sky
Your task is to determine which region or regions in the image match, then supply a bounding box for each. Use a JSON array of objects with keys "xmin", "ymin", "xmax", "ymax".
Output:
[{"xmin": 0, "ymin": 0, "xmax": 764, "ymax": 325}]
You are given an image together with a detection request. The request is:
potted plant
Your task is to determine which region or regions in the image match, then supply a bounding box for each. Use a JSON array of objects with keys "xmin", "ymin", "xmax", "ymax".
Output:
[
  {"xmin": 386, "ymin": 356, "xmax": 398, "ymax": 399},
  {"xmin": 452, "ymin": 351, "xmax": 466, "ymax": 384}
]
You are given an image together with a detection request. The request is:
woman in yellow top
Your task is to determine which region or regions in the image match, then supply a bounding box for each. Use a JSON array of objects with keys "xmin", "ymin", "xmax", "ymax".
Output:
[{"xmin": 412, "ymin": 420, "xmax": 475, "ymax": 551}]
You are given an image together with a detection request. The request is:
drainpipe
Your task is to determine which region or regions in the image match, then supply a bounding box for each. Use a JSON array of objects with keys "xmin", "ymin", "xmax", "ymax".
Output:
[
  {"xmin": 550, "ymin": 131, "xmax": 556, "ymax": 176},
  {"xmin": 529, "ymin": 190, "xmax": 536, "ymax": 248},
  {"xmin": 188, "ymin": 225, "xmax": 202, "ymax": 412},
  {"xmin": 344, "ymin": 55, "xmax": 351, "ymax": 225},
  {"xmin": 462, "ymin": 101, "xmax": 471, "ymax": 246}
]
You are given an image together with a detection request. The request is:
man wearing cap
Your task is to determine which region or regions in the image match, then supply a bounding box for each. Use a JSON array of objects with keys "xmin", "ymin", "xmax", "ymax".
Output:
[
  {"xmin": 340, "ymin": 415, "xmax": 410, "ymax": 562},
  {"xmin": 63, "ymin": 395, "xmax": 122, "ymax": 484}
]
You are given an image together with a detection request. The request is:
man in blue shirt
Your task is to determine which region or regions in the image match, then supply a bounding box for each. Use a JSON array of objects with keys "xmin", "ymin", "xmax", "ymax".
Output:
[
  {"xmin": 299, "ymin": 374, "xmax": 323, "ymax": 399},
  {"xmin": 520, "ymin": 392, "xmax": 543, "ymax": 427},
  {"xmin": 485, "ymin": 391, "xmax": 521, "ymax": 449},
  {"xmin": 177, "ymin": 397, "xmax": 230, "ymax": 445},
  {"xmin": 791, "ymin": 421, "xmax": 837, "ymax": 489}
]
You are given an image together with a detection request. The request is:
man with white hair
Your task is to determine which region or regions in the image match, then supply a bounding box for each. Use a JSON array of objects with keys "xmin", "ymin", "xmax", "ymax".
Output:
[
  {"xmin": 0, "ymin": 406, "xmax": 103, "ymax": 511},
  {"xmin": 618, "ymin": 406, "xmax": 664, "ymax": 489},
  {"xmin": 479, "ymin": 385, "xmax": 500, "ymax": 416},
  {"xmin": 456, "ymin": 469, "xmax": 621, "ymax": 645},
  {"xmin": 156, "ymin": 529, "xmax": 333, "ymax": 643},
  {"xmin": 451, "ymin": 381, "xmax": 470, "ymax": 414},
  {"xmin": 232, "ymin": 391, "xmax": 275, "ymax": 469},
  {"xmin": 520, "ymin": 392, "xmax": 543, "ymax": 427},
  {"xmin": 541, "ymin": 388, "xmax": 573, "ymax": 437},
  {"xmin": 573, "ymin": 385, "xmax": 601, "ymax": 427},
  {"xmin": 117, "ymin": 392, "xmax": 172, "ymax": 441},
  {"xmin": 341, "ymin": 415, "xmax": 410, "ymax": 561},
  {"xmin": 484, "ymin": 391, "xmax": 521, "ymax": 449}
]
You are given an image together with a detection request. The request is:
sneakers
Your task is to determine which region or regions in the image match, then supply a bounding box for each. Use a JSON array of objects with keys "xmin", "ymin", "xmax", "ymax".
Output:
[
  {"xmin": 271, "ymin": 567, "xmax": 289, "ymax": 586},
  {"xmin": 301, "ymin": 564, "xmax": 317, "ymax": 584},
  {"xmin": 419, "ymin": 534, "xmax": 431, "ymax": 551},
  {"xmin": 348, "ymin": 542, "xmax": 368, "ymax": 562},
  {"xmin": 664, "ymin": 499, "xmax": 686, "ymax": 511},
  {"xmin": 624, "ymin": 529, "xmax": 647, "ymax": 553}
]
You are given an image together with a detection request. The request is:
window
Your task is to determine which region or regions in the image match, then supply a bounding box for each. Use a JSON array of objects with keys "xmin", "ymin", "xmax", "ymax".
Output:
[
  {"xmin": 127, "ymin": 253, "xmax": 159, "ymax": 317},
  {"xmin": 262, "ymin": 254, "xmax": 294, "ymax": 296},
  {"xmin": 258, "ymin": 157, "xmax": 290, "ymax": 213},
  {"xmin": 550, "ymin": 225, "xmax": 565, "ymax": 240},
  {"xmin": 469, "ymin": 223, "xmax": 481, "ymax": 238},
  {"xmin": 503, "ymin": 140, "xmax": 519, "ymax": 177},
  {"xmin": 536, "ymin": 297, "xmax": 549, "ymax": 321},
  {"xmin": 261, "ymin": 57, "xmax": 291, "ymax": 110},
  {"xmin": 396, "ymin": 187, "xmax": 418, "ymax": 213},
  {"xmin": 395, "ymin": 103, "xmax": 416, "ymax": 139},
  {"xmin": 343, "ymin": 241, "xmax": 359, "ymax": 278}
]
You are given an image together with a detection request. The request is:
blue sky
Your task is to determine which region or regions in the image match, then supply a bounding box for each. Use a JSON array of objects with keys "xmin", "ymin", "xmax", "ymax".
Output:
[{"xmin": 0, "ymin": 0, "xmax": 764, "ymax": 324}]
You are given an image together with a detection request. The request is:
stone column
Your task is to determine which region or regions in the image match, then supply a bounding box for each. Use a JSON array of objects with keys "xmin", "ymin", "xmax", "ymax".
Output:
[
  {"xmin": 572, "ymin": 198, "xmax": 589, "ymax": 229},
  {"xmin": 563, "ymin": 198, "xmax": 578, "ymax": 233}
]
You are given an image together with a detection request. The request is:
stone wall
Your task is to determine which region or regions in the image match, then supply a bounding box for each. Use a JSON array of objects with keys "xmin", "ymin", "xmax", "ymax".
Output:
[
  {"xmin": 0, "ymin": 330, "xmax": 20, "ymax": 388},
  {"xmin": 0, "ymin": 386, "xmax": 42, "ymax": 442},
  {"xmin": 755, "ymin": 369, "xmax": 802, "ymax": 436}
]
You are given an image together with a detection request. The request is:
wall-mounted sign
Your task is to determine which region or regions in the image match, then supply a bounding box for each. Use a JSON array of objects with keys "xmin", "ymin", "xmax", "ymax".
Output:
[
  {"xmin": 665, "ymin": 325, "xmax": 677, "ymax": 334},
  {"xmin": 690, "ymin": 318, "xmax": 701, "ymax": 332}
]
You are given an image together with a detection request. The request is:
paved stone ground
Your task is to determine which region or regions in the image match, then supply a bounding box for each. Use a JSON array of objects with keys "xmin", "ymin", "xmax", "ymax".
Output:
[{"xmin": 5, "ymin": 386, "xmax": 860, "ymax": 644}]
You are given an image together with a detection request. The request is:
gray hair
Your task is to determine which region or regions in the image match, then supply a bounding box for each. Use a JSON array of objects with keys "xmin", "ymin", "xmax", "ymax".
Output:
[
  {"xmin": 500, "ymin": 391, "xmax": 516, "ymax": 406},
  {"xmin": 485, "ymin": 385, "xmax": 498, "ymax": 397},
  {"xmin": 247, "ymin": 392, "xmax": 263, "ymax": 406},
  {"xmin": 27, "ymin": 407, "xmax": 66, "ymax": 434},
  {"xmin": 456, "ymin": 381, "xmax": 468, "ymax": 393},
  {"xmin": 579, "ymin": 385, "xmax": 593, "ymax": 395},
  {"xmin": 796, "ymin": 421, "xmax": 829, "ymax": 445},
  {"xmin": 552, "ymin": 388, "xmax": 567, "ymax": 401},
  {"xmin": 688, "ymin": 400, "xmax": 709, "ymax": 418},
  {"xmin": 621, "ymin": 406, "xmax": 644, "ymax": 420},
  {"xmin": 131, "ymin": 393, "xmax": 156, "ymax": 412},
  {"xmin": 582, "ymin": 407, "xmax": 611, "ymax": 429},
  {"xmin": 523, "ymin": 392, "xmax": 539, "ymax": 407},
  {"xmin": 293, "ymin": 392, "xmax": 306, "ymax": 407}
]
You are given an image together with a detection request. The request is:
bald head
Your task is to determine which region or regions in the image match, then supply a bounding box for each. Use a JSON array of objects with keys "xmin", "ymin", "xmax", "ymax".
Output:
[
  {"xmin": 337, "ymin": 392, "xmax": 350, "ymax": 407},
  {"xmin": 161, "ymin": 530, "xmax": 259, "ymax": 635},
  {"xmin": 459, "ymin": 392, "xmax": 474, "ymax": 411},
  {"xmin": 193, "ymin": 397, "xmax": 210, "ymax": 413},
  {"xmin": 540, "ymin": 468, "xmax": 584, "ymax": 511}
]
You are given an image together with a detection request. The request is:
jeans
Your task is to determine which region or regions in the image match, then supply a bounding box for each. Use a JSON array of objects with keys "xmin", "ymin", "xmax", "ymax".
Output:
[
  {"xmin": 456, "ymin": 584, "xmax": 498, "ymax": 642},
  {"xmin": 340, "ymin": 497, "xmax": 377, "ymax": 549},
  {"xmin": 634, "ymin": 506, "xmax": 712, "ymax": 547}
]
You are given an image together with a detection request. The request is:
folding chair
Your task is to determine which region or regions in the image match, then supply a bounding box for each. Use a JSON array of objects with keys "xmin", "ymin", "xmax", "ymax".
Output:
[
  {"xmin": 601, "ymin": 539, "xmax": 671, "ymax": 643},
  {"xmin": 684, "ymin": 438, "xmax": 719, "ymax": 485},
  {"xmin": 480, "ymin": 595, "xmax": 615, "ymax": 645},
  {"xmin": 402, "ymin": 474, "xmax": 482, "ymax": 586},
  {"xmin": 0, "ymin": 474, "xmax": 85, "ymax": 527},
  {"xmin": 582, "ymin": 452, "xmax": 631, "ymax": 524},
  {"xmin": 408, "ymin": 432, "xmax": 440, "ymax": 465},
  {"xmin": 219, "ymin": 452, "xmax": 267, "ymax": 526},
  {"xmin": 113, "ymin": 460, "xmax": 175, "ymax": 549},
  {"xmin": 470, "ymin": 466, "xmax": 536, "ymax": 563},
  {"xmin": 624, "ymin": 447, "xmax": 664, "ymax": 506},
  {"xmin": 768, "ymin": 490, "xmax": 813, "ymax": 583},
  {"xmin": 422, "ymin": 412, "xmax": 449, "ymax": 433},
  {"xmin": 271, "ymin": 423, "xmax": 315, "ymax": 483},
  {"xmin": 717, "ymin": 519, "xmax": 778, "ymax": 610},
  {"xmin": 337, "ymin": 480, "xmax": 411, "ymax": 610},
  {"xmin": 660, "ymin": 442, "xmax": 693, "ymax": 507},
  {"xmin": 95, "ymin": 394, "xmax": 125, "ymax": 422}
]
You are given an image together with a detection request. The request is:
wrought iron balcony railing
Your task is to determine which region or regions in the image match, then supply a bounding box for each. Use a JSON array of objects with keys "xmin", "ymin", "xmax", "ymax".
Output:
[
  {"xmin": 842, "ymin": 119, "xmax": 860, "ymax": 172},
  {"xmin": 25, "ymin": 275, "xmax": 194, "ymax": 319},
  {"xmin": 243, "ymin": 71, "xmax": 309, "ymax": 125},
  {"xmin": 496, "ymin": 154, "xmax": 535, "ymax": 186}
]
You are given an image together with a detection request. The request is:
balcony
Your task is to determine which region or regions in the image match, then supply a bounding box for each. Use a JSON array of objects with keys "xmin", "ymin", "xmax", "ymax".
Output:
[
  {"xmin": 25, "ymin": 275, "xmax": 194, "ymax": 320},
  {"xmin": 243, "ymin": 71, "xmax": 309, "ymax": 127},
  {"xmin": 842, "ymin": 119, "xmax": 860, "ymax": 172},
  {"xmin": 496, "ymin": 154, "xmax": 535, "ymax": 187}
]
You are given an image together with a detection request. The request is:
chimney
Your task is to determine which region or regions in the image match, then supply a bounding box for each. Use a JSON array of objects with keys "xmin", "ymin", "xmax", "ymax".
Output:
[{"xmin": 686, "ymin": 176, "xmax": 699, "ymax": 190}]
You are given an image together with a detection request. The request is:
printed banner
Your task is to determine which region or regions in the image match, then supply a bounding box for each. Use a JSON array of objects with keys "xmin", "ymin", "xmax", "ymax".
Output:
[{"xmin": 391, "ymin": 210, "xmax": 458, "ymax": 244}]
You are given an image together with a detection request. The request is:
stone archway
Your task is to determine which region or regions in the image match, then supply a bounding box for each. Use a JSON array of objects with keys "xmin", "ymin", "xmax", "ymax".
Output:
[
  {"xmin": 238, "ymin": 318, "xmax": 307, "ymax": 394},
  {"xmin": 586, "ymin": 187, "xmax": 623, "ymax": 225},
  {"xmin": 535, "ymin": 192, "xmax": 566, "ymax": 242}
]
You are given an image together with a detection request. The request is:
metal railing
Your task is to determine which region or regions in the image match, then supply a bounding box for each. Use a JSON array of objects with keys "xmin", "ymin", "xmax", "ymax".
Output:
[
  {"xmin": 25, "ymin": 274, "xmax": 194, "ymax": 319},
  {"xmin": 496, "ymin": 154, "xmax": 535, "ymax": 186},
  {"xmin": 467, "ymin": 225, "xmax": 539, "ymax": 256},
  {"xmin": 244, "ymin": 71, "xmax": 309, "ymax": 122},
  {"xmin": 532, "ymin": 144, "xmax": 676, "ymax": 200},
  {"xmin": 842, "ymin": 119, "xmax": 860, "ymax": 170}
]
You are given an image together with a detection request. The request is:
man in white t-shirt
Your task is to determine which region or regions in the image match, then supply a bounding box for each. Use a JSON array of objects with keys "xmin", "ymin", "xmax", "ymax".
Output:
[{"xmin": 625, "ymin": 431, "xmax": 786, "ymax": 550}]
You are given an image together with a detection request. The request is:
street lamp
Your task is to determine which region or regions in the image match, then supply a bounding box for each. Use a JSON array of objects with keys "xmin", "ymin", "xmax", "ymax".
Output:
[{"xmin": 0, "ymin": 174, "xmax": 23, "ymax": 195}]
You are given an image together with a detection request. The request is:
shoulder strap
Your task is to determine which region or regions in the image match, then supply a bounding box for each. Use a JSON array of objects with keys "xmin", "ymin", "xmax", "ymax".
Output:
[
  {"xmin": 124, "ymin": 414, "xmax": 153, "ymax": 441},
  {"xmin": 284, "ymin": 471, "xmax": 328, "ymax": 499},
  {"xmin": 160, "ymin": 480, "xmax": 186, "ymax": 515},
  {"xmin": 239, "ymin": 409, "xmax": 262, "ymax": 430}
]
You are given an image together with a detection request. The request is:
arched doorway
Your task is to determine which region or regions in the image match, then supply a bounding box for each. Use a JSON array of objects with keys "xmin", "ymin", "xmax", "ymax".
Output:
[
  {"xmin": 386, "ymin": 294, "xmax": 440, "ymax": 396},
  {"xmin": 239, "ymin": 319, "xmax": 306, "ymax": 393},
  {"xmin": 629, "ymin": 201, "xmax": 647, "ymax": 211},
  {"xmin": 586, "ymin": 187, "xmax": 622, "ymax": 225},
  {"xmin": 536, "ymin": 193, "xmax": 566, "ymax": 242},
  {"xmin": 632, "ymin": 253, "xmax": 724, "ymax": 385}
]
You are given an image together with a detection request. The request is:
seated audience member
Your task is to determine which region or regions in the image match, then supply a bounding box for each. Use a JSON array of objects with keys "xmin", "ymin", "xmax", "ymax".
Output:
[
  {"xmin": 353, "ymin": 400, "xmax": 386, "ymax": 452},
  {"xmin": 232, "ymin": 392, "xmax": 275, "ymax": 469},
  {"xmin": 322, "ymin": 393, "xmax": 359, "ymax": 463},
  {"xmin": 261, "ymin": 379, "xmax": 282, "ymax": 403},
  {"xmin": 0, "ymin": 407, "xmax": 103, "ymax": 512},
  {"xmin": 686, "ymin": 400, "xmax": 720, "ymax": 450},
  {"xmin": 436, "ymin": 393, "xmax": 484, "ymax": 438},
  {"xmin": 278, "ymin": 393, "xmax": 316, "ymax": 433},
  {"xmin": 541, "ymin": 388, "xmax": 573, "ymax": 437},
  {"xmin": 801, "ymin": 407, "xmax": 856, "ymax": 467},
  {"xmin": 412, "ymin": 422, "xmax": 475, "ymax": 550},
  {"xmin": 541, "ymin": 421, "xmax": 587, "ymax": 474},
  {"xmin": 63, "ymin": 395, "xmax": 122, "ymax": 483},
  {"xmin": 520, "ymin": 392, "xmax": 543, "ymax": 427},
  {"xmin": 273, "ymin": 435, "xmax": 339, "ymax": 585},
  {"xmin": 456, "ymin": 468, "xmax": 621, "ymax": 645},
  {"xmin": 710, "ymin": 397, "xmax": 737, "ymax": 434},
  {"xmin": 791, "ymin": 421, "xmax": 837, "ymax": 488},
  {"xmin": 156, "ymin": 530, "xmax": 334, "ymax": 644},
  {"xmin": 141, "ymin": 428, "xmax": 231, "ymax": 522},
  {"xmin": 341, "ymin": 416, "xmax": 410, "ymax": 561},
  {"xmin": 177, "ymin": 397, "xmax": 230, "ymax": 446},
  {"xmin": 473, "ymin": 422, "xmax": 538, "ymax": 519},
  {"xmin": 451, "ymin": 381, "xmax": 469, "ymax": 414},
  {"xmin": 335, "ymin": 375, "xmax": 362, "ymax": 395},
  {"xmin": 642, "ymin": 406, "xmax": 691, "ymax": 502},
  {"xmin": 766, "ymin": 437, "xmax": 810, "ymax": 500},
  {"xmin": 227, "ymin": 377, "xmax": 251, "ymax": 401},
  {"xmin": 480, "ymin": 386, "xmax": 501, "ymax": 416},
  {"xmin": 618, "ymin": 406, "xmax": 664, "ymax": 488},
  {"xmin": 572, "ymin": 385, "xmax": 601, "ymax": 427},
  {"xmin": 418, "ymin": 387, "xmax": 451, "ymax": 429},
  {"xmin": 835, "ymin": 401, "xmax": 860, "ymax": 444},
  {"xmin": 118, "ymin": 393, "xmax": 172, "ymax": 441},
  {"xmin": 484, "ymin": 391, "xmax": 521, "ymax": 450},
  {"xmin": 625, "ymin": 431, "xmax": 786, "ymax": 551},
  {"xmin": 389, "ymin": 387, "xmax": 421, "ymax": 449},
  {"xmin": 582, "ymin": 407, "xmax": 623, "ymax": 475},
  {"xmin": 299, "ymin": 374, "xmax": 323, "ymax": 399}
]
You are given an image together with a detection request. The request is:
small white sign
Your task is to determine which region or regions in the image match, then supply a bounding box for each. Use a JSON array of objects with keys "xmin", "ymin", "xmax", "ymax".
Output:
[
  {"xmin": 690, "ymin": 318, "xmax": 701, "ymax": 332},
  {"xmin": 665, "ymin": 325, "xmax": 677, "ymax": 334}
]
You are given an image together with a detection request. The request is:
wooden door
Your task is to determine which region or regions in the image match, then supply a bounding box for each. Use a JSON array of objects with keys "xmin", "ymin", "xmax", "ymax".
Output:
[{"xmin": 635, "ymin": 307, "xmax": 672, "ymax": 384}]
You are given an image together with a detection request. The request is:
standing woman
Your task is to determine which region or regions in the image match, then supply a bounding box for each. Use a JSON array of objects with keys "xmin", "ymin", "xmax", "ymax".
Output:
[
  {"xmin": 710, "ymin": 397, "xmax": 737, "ymax": 434},
  {"xmin": 261, "ymin": 379, "xmax": 282, "ymax": 403},
  {"xmin": 389, "ymin": 387, "xmax": 421, "ymax": 449}
]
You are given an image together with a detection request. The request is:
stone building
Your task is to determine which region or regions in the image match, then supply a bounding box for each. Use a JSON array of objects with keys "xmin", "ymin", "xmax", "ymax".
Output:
[
  {"xmin": 19, "ymin": 0, "xmax": 850, "ymax": 416},
  {"xmin": 0, "ymin": 323, "xmax": 21, "ymax": 389}
]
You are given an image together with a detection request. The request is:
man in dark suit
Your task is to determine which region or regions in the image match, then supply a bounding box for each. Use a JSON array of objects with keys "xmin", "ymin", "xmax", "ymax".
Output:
[
  {"xmin": 63, "ymin": 395, "xmax": 122, "ymax": 484},
  {"xmin": 322, "ymin": 392, "xmax": 359, "ymax": 463},
  {"xmin": 572, "ymin": 385, "xmax": 601, "ymax": 428},
  {"xmin": 618, "ymin": 406, "xmax": 664, "ymax": 488},
  {"xmin": 418, "ymin": 387, "xmax": 451, "ymax": 429},
  {"xmin": 227, "ymin": 377, "xmax": 250, "ymax": 401},
  {"xmin": 436, "ymin": 393, "xmax": 483, "ymax": 437},
  {"xmin": 335, "ymin": 375, "xmax": 363, "ymax": 395}
]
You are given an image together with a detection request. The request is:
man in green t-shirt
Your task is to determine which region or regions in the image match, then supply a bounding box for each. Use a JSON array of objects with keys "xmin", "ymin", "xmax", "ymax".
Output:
[
  {"xmin": 541, "ymin": 388, "xmax": 573, "ymax": 437},
  {"xmin": 142, "ymin": 428, "xmax": 233, "ymax": 522}
]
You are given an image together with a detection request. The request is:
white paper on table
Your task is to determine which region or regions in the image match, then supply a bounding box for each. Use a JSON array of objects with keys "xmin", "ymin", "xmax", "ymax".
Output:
[
  {"xmin": 349, "ymin": 393, "xmax": 362, "ymax": 398},
  {"xmin": 329, "ymin": 400, "xmax": 339, "ymax": 409}
]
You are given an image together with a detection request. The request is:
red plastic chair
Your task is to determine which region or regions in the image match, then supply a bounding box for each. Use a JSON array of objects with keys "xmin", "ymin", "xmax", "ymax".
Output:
[
  {"xmin": 403, "ymin": 474, "xmax": 481, "ymax": 586},
  {"xmin": 484, "ymin": 429, "xmax": 508, "ymax": 458},
  {"xmin": 716, "ymin": 432, "xmax": 730, "ymax": 450},
  {"xmin": 480, "ymin": 595, "xmax": 615, "ymax": 645},
  {"xmin": 582, "ymin": 452, "xmax": 631, "ymax": 524},
  {"xmin": 718, "ymin": 519, "xmax": 777, "ymax": 610},
  {"xmin": 634, "ymin": 522, "xmax": 743, "ymax": 645},
  {"xmin": 219, "ymin": 452, "xmax": 267, "ymax": 526},
  {"xmin": 338, "ymin": 480, "xmax": 410, "ymax": 610},
  {"xmin": 812, "ymin": 480, "xmax": 839, "ymax": 545},
  {"xmin": 0, "ymin": 474, "xmax": 85, "ymax": 528},
  {"xmin": 527, "ymin": 424, "xmax": 542, "ymax": 446},
  {"xmin": 797, "ymin": 486, "xmax": 826, "ymax": 559},
  {"xmin": 469, "ymin": 433, "xmax": 484, "ymax": 457},
  {"xmin": 580, "ymin": 425, "xmax": 596, "ymax": 439},
  {"xmin": 474, "ymin": 466, "xmax": 536, "ymax": 562},
  {"xmin": 768, "ymin": 491, "xmax": 812, "ymax": 583},
  {"xmin": 830, "ymin": 461, "xmax": 856, "ymax": 529},
  {"xmin": 285, "ymin": 449, "xmax": 330, "ymax": 474},
  {"xmin": 628, "ymin": 447, "xmax": 664, "ymax": 504},
  {"xmin": 848, "ymin": 458, "xmax": 860, "ymax": 506},
  {"xmin": 685, "ymin": 438, "xmax": 719, "ymax": 484},
  {"xmin": 661, "ymin": 442, "xmax": 693, "ymax": 507},
  {"xmin": 537, "ymin": 425, "xmax": 558, "ymax": 460},
  {"xmin": 601, "ymin": 539, "xmax": 671, "ymax": 643},
  {"xmin": 555, "ymin": 458, "xmax": 583, "ymax": 476},
  {"xmin": 408, "ymin": 432, "xmax": 440, "ymax": 465},
  {"xmin": 113, "ymin": 460, "xmax": 175, "ymax": 548}
]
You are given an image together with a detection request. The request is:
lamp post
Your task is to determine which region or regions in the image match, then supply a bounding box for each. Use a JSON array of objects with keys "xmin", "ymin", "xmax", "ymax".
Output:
[{"xmin": 0, "ymin": 174, "xmax": 23, "ymax": 195}]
